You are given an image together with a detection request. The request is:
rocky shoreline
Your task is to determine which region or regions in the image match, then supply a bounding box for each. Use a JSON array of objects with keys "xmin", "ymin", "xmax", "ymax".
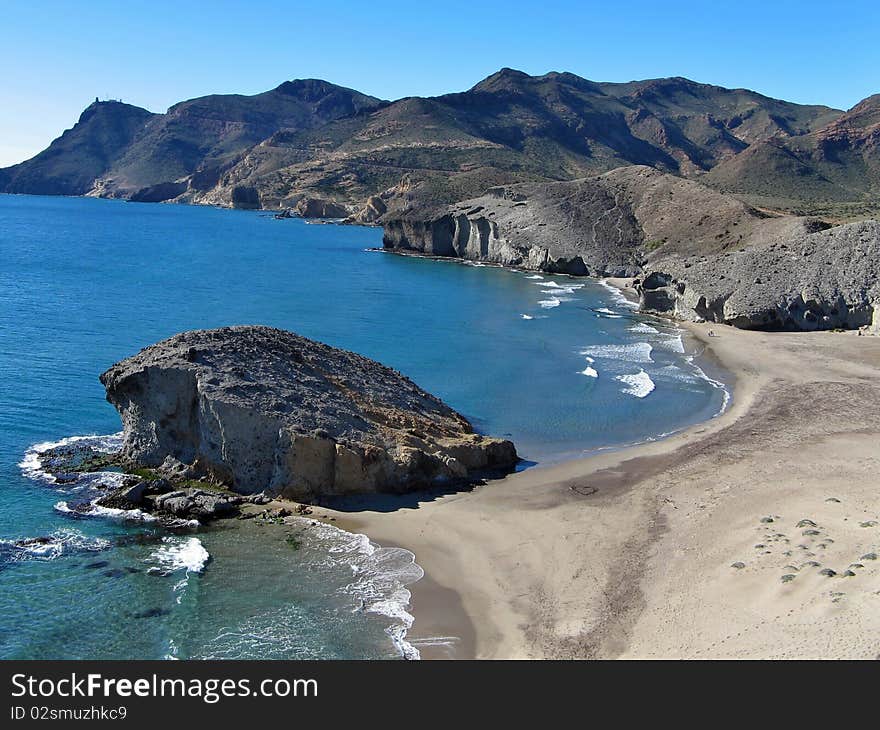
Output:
[{"xmin": 381, "ymin": 167, "xmax": 880, "ymax": 333}]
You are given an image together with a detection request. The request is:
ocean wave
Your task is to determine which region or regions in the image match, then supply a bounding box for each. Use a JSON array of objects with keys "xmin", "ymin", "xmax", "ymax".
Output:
[
  {"xmin": 525, "ymin": 274, "xmax": 544, "ymax": 280},
  {"xmin": 579, "ymin": 366, "xmax": 599, "ymax": 378},
  {"xmin": 55, "ymin": 499, "xmax": 158, "ymax": 523},
  {"xmin": 538, "ymin": 281, "xmax": 584, "ymax": 297},
  {"xmin": 521, "ymin": 314, "xmax": 534, "ymax": 320},
  {"xmin": 538, "ymin": 298, "xmax": 561, "ymax": 308},
  {"xmin": 688, "ymin": 361, "xmax": 732, "ymax": 414},
  {"xmin": 628, "ymin": 321, "xmax": 660, "ymax": 335},
  {"xmin": 151, "ymin": 536, "xmax": 210, "ymax": 574},
  {"xmin": 0, "ymin": 528, "xmax": 111, "ymax": 564},
  {"xmin": 538, "ymin": 280, "xmax": 585, "ymax": 290},
  {"xmin": 656, "ymin": 333, "xmax": 685, "ymax": 353},
  {"xmin": 616, "ymin": 370, "xmax": 656, "ymax": 398},
  {"xmin": 308, "ymin": 520, "xmax": 424, "ymax": 660},
  {"xmin": 597, "ymin": 279, "xmax": 639, "ymax": 310},
  {"xmin": 580, "ymin": 342, "xmax": 653, "ymax": 363},
  {"xmin": 19, "ymin": 432, "xmax": 123, "ymax": 483}
]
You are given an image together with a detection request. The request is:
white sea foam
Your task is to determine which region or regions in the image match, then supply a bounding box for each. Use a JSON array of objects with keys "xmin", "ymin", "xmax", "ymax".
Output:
[
  {"xmin": 537, "ymin": 281, "xmax": 584, "ymax": 297},
  {"xmin": 526, "ymin": 274, "xmax": 544, "ymax": 280},
  {"xmin": 579, "ymin": 366, "xmax": 599, "ymax": 378},
  {"xmin": 629, "ymin": 321, "xmax": 660, "ymax": 335},
  {"xmin": 580, "ymin": 342, "xmax": 653, "ymax": 363},
  {"xmin": 688, "ymin": 361, "xmax": 732, "ymax": 414},
  {"xmin": 0, "ymin": 528, "xmax": 110, "ymax": 563},
  {"xmin": 521, "ymin": 314, "xmax": 534, "ymax": 320},
  {"xmin": 616, "ymin": 370, "xmax": 656, "ymax": 398},
  {"xmin": 54, "ymin": 498, "xmax": 158, "ymax": 523},
  {"xmin": 598, "ymin": 279, "xmax": 639, "ymax": 310},
  {"xmin": 152, "ymin": 536, "xmax": 210, "ymax": 574},
  {"xmin": 309, "ymin": 519, "xmax": 424, "ymax": 660},
  {"xmin": 19, "ymin": 432, "xmax": 123, "ymax": 483},
  {"xmin": 538, "ymin": 298, "xmax": 561, "ymax": 308},
  {"xmin": 655, "ymin": 333, "xmax": 686, "ymax": 353},
  {"xmin": 539, "ymin": 280, "xmax": 585, "ymax": 290}
]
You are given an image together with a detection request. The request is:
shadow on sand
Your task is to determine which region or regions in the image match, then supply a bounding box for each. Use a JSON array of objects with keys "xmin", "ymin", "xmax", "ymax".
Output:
[{"xmin": 319, "ymin": 460, "xmax": 537, "ymax": 513}]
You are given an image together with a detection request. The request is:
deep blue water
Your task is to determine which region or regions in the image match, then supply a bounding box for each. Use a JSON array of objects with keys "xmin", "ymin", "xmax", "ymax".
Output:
[{"xmin": 0, "ymin": 194, "xmax": 727, "ymax": 659}]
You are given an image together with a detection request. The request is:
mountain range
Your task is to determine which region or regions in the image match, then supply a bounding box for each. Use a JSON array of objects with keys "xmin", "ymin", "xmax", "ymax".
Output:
[{"xmin": 1, "ymin": 69, "xmax": 877, "ymax": 220}]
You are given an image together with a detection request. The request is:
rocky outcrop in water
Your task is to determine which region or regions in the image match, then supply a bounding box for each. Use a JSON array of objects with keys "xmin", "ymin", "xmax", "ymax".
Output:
[{"xmin": 100, "ymin": 326, "xmax": 517, "ymax": 500}]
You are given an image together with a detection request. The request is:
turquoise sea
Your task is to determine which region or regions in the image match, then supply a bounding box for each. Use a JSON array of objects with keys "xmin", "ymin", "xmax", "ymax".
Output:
[{"xmin": 0, "ymin": 194, "xmax": 728, "ymax": 659}]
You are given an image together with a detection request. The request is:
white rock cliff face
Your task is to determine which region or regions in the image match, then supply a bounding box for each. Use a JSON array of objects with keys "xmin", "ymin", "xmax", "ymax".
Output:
[{"xmin": 100, "ymin": 326, "xmax": 517, "ymax": 499}]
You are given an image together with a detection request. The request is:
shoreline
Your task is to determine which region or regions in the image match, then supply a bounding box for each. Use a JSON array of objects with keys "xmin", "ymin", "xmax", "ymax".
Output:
[{"xmin": 322, "ymin": 321, "xmax": 880, "ymax": 658}]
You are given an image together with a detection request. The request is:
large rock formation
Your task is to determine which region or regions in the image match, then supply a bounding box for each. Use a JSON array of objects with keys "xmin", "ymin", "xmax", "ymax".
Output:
[
  {"xmin": 383, "ymin": 165, "xmax": 880, "ymax": 331},
  {"xmin": 382, "ymin": 165, "xmax": 799, "ymax": 274},
  {"xmin": 640, "ymin": 220, "xmax": 880, "ymax": 330},
  {"xmin": 100, "ymin": 326, "xmax": 517, "ymax": 499}
]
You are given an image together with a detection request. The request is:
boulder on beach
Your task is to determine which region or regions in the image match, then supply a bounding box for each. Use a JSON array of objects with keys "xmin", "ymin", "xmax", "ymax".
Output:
[{"xmin": 100, "ymin": 326, "xmax": 518, "ymax": 499}]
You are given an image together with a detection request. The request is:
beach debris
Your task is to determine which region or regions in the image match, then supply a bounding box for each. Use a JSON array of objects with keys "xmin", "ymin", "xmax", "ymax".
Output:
[
  {"xmin": 860, "ymin": 552, "xmax": 877, "ymax": 561},
  {"xmin": 825, "ymin": 497, "xmax": 841, "ymax": 503},
  {"xmin": 731, "ymin": 562, "xmax": 746, "ymax": 569},
  {"xmin": 760, "ymin": 516, "xmax": 774, "ymax": 523},
  {"xmin": 802, "ymin": 529, "xmax": 821, "ymax": 536},
  {"xmin": 859, "ymin": 520, "xmax": 878, "ymax": 528},
  {"xmin": 796, "ymin": 519, "xmax": 817, "ymax": 528},
  {"xmin": 781, "ymin": 574, "xmax": 796, "ymax": 583},
  {"xmin": 842, "ymin": 570, "xmax": 857, "ymax": 577},
  {"xmin": 819, "ymin": 568, "xmax": 837, "ymax": 577},
  {"xmin": 848, "ymin": 563, "xmax": 864, "ymax": 570},
  {"xmin": 802, "ymin": 561, "xmax": 821, "ymax": 568}
]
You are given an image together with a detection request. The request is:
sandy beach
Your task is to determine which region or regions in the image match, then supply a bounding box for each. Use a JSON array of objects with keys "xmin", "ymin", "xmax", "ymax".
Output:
[{"xmin": 323, "ymin": 318, "xmax": 880, "ymax": 659}]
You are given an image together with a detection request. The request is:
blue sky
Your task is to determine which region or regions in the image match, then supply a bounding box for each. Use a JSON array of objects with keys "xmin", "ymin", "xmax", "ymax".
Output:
[{"xmin": 1, "ymin": 0, "xmax": 878, "ymax": 166}]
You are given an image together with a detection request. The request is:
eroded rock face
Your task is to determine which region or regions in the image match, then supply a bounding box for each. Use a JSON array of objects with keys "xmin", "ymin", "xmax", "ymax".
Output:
[
  {"xmin": 639, "ymin": 220, "xmax": 880, "ymax": 331},
  {"xmin": 383, "ymin": 165, "xmax": 880, "ymax": 332},
  {"xmin": 100, "ymin": 326, "xmax": 517, "ymax": 499},
  {"xmin": 382, "ymin": 174, "xmax": 645, "ymax": 277},
  {"xmin": 294, "ymin": 197, "xmax": 349, "ymax": 218}
]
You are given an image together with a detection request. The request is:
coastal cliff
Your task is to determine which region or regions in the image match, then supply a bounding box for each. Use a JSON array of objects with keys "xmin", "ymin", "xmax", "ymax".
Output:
[
  {"xmin": 100, "ymin": 326, "xmax": 517, "ymax": 500},
  {"xmin": 641, "ymin": 220, "xmax": 880, "ymax": 330},
  {"xmin": 383, "ymin": 166, "xmax": 880, "ymax": 332}
]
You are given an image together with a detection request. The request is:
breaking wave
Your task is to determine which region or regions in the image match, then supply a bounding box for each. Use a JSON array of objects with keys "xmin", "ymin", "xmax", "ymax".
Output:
[
  {"xmin": 309, "ymin": 520, "xmax": 424, "ymax": 660},
  {"xmin": 616, "ymin": 370, "xmax": 656, "ymax": 398},
  {"xmin": 580, "ymin": 342, "xmax": 654, "ymax": 364}
]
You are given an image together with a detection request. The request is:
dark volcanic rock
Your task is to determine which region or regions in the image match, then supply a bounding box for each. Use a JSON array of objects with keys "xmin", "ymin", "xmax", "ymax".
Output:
[{"xmin": 100, "ymin": 326, "xmax": 518, "ymax": 499}]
